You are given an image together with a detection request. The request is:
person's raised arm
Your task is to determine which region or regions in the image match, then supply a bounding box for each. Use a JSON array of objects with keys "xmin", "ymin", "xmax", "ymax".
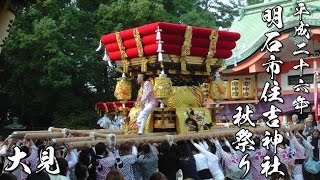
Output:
[
  {"xmin": 302, "ymin": 125, "xmax": 308, "ymax": 137},
  {"xmin": 100, "ymin": 147, "xmax": 116, "ymax": 168},
  {"xmin": 212, "ymin": 138, "xmax": 229, "ymax": 161},
  {"xmin": 25, "ymin": 136, "xmax": 38, "ymax": 160},
  {"xmin": 131, "ymin": 145, "xmax": 138, "ymax": 156},
  {"xmin": 290, "ymin": 131, "xmax": 303, "ymax": 151},
  {"xmin": 201, "ymin": 140, "xmax": 209, "ymax": 151},
  {"xmin": 296, "ymin": 131, "xmax": 314, "ymax": 157},
  {"xmin": 149, "ymin": 143, "xmax": 158, "ymax": 156},
  {"xmin": 66, "ymin": 144, "xmax": 78, "ymax": 169},
  {"xmin": 190, "ymin": 139, "xmax": 211, "ymax": 157}
]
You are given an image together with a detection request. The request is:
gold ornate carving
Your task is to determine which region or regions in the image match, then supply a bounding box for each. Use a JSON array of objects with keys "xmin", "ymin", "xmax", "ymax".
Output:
[
  {"xmin": 205, "ymin": 30, "xmax": 219, "ymax": 72},
  {"xmin": 133, "ymin": 28, "xmax": 148, "ymax": 72},
  {"xmin": 180, "ymin": 57, "xmax": 187, "ymax": 72},
  {"xmin": 180, "ymin": 26, "xmax": 192, "ymax": 72},
  {"xmin": 115, "ymin": 32, "xmax": 128, "ymax": 73},
  {"xmin": 205, "ymin": 58, "xmax": 214, "ymax": 73},
  {"xmin": 121, "ymin": 59, "xmax": 130, "ymax": 73},
  {"xmin": 134, "ymin": 28, "xmax": 144, "ymax": 57}
]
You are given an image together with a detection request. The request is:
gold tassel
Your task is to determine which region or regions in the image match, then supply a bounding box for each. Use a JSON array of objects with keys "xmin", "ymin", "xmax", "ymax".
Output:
[
  {"xmin": 122, "ymin": 60, "xmax": 129, "ymax": 73},
  {"xmin": 134, "ymin": 28, "xmax": 144, "ymax": 57},
  {"xmin": 115, "ymin": 32, "xmax": 127, "ymax": 60},
  {"xmin": 181, "ymin": 26, "xmax": 192, "ymax": 57},
  {"xmin": 141, "ymin": 58, "xmax": 148, "ymax": 72},
  {"xmin": 218, "ymin": 62, "xmax": 227, "ymax": 72},
  {"xmin": 205, "ymin": 58, "xmax": 214, "ymax": 73},
  {"xmin": 180, "ymin": 57, "xmax": 187, "ymax": 72}
]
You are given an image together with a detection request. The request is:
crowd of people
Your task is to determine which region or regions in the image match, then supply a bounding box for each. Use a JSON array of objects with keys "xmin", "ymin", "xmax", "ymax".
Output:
[{"xmin": 0, "ymin": 112, "xmax": 320, "ymax": 180}]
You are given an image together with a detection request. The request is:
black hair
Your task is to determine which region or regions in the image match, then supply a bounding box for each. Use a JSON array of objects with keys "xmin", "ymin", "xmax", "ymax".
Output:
[
  {"xmin": 37, "ymin": 144, "xmax": 46, "ymax": 158},
  {"xmin": 279, "ymin": 137, "xmax": 289, "ymax": 147},
  {"xmin": 269, "ymin": 163, "xmax": 290, "ymax": 180},
  {"xmin": 20, "ymin": 146, "xmax": 29, "ymax": 157},
  {"xmin": 176, "ymin": 141, "xmax": 187, "ymax": 159},
  {"xmin": 205, "ymin": 140, "xmax": 216, "ymax": 154},
  {"xmin": 78, "ymin": 148, "xmax": 91, "ymax": 167},
  {"xmin": 222, "ymin": 145, "xmax": 231, "ymax": 153},
  {"xmin": 75, "ymin": 163, "xmax": 88, "ymax": 180},
  {"xmin": 95, "ymin": 142, "xmax": 106, "ymax": 156},
  {"xmin": 56, "ymin": 157, "xmax": 68, "ymax": 176},
  {"xmin": 90, "ymin": 143, "xmax": 107, "ymax": 180},
  {"xmin": 0, "ymin": 172, "xmax": 17, "ymax": 180},
  {"xmin": 253, "ymin": 136, "xmax": 261, "ymax": 149},
  {"xmin": 159, "ymin": 140, "xmax": 171, "ymax": 155},
  {"xmin": 119, "ymin": 142, "xmax": 132, "ymax": 155},
  {"xmin": 189, "ymin": 141, "xmax": 200, "ymax": 154},
  {"xmin": 141, "ymin": 143, "xmax": 151, "ymax": 154},
  {"xmin": 26, "ymin": 171, "xmax": 50, "ymax": 180},
  {"xmin": 34, "ymin": 139, "xmax": 44, "ymax": 147}
]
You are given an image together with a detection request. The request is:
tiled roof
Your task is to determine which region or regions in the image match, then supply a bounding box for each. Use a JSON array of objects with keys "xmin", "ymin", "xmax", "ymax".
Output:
[{"xmin": 225, "ymin": 0, "xmax": 320, "ymax": 67}]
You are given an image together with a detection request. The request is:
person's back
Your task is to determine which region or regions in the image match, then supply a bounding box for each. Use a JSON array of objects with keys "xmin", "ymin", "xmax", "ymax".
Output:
[
  {"xmin": 158, "ymin": 143, "xmax": 177, "ymax": 180},
  {"xmin": 193, "ymin": 152, "xmax": 212, "ymax": 179},
  {"xmin": 177, "ymin": 141, "xmax": 199, "ymax": 180},
  {"xmin": 116, "ymin": 154, "xmax": 136, "ymax": 179},
  {"xmin": 94, "ymin": 143, "xmax": 116, "ymax": 180},
  {"xmin": 75, "ymin": 163, "xmax": 89, "ymax": 180},
  {"xmin": 137, "ymin": 143, "xmax": 158, "ymax": 180},
  {"xmin": 248, "ymin": 137, "xmax": 267, "ymax": 180}
]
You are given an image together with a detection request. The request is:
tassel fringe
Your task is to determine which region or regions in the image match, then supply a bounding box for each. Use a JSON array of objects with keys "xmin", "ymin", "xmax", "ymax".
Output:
[{"xmin": 95, "ymin": 40, "xmax": 102, "ymax": 51}]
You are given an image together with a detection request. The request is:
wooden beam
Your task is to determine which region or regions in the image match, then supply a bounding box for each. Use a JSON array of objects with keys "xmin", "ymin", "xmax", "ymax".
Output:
[
  {"xmin": 70, "ymin": 124, "xmax": 303, "ymax": 149},
  {"xmin": 219, "ymin": 99, "xmax": 259, "ymax": 105}
]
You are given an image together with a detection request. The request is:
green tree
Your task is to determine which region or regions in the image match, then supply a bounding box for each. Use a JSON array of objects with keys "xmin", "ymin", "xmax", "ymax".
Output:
[{"xmin": 2, "ymin": 0, "xmax": 245, "ymax": 130}]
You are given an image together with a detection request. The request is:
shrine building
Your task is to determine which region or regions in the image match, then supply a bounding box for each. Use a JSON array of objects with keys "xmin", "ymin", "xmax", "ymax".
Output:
[{"xmin": 218, "ymin": 0, "xmax": 320, "ymax": 123}]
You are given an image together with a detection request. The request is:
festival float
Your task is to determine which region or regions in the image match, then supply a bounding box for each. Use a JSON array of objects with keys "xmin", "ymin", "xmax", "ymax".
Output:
[{"xmin": 9, "ymin": 22, "xmax": 304, "ymax": 148}]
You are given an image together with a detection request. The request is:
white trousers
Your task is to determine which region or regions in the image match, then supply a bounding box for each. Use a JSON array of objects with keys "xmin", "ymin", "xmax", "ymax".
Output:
[{"xmin": 136, "ymin": 103, "xmax": 154, "ymax": 133}]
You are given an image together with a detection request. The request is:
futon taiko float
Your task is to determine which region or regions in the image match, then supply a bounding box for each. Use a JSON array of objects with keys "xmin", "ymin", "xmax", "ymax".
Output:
[
  {"xmin": 8, "ymin": 22, "xmax": 304, "ymax": 149},
  {"xmin": 95, "ymin": 21, "xmax": 243, "ymax": 135}
]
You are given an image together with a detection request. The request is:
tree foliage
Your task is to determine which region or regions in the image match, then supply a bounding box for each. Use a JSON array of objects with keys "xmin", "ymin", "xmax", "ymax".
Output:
[{"xmin": 0, "ymin": 0, "xmax": 262, "ymax": 131}]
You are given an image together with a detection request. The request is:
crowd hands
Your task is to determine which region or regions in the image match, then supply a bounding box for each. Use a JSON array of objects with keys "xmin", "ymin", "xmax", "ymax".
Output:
[{"xmin": 1, "ymin": 127, "xmax": 320, "ymax": 180}]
